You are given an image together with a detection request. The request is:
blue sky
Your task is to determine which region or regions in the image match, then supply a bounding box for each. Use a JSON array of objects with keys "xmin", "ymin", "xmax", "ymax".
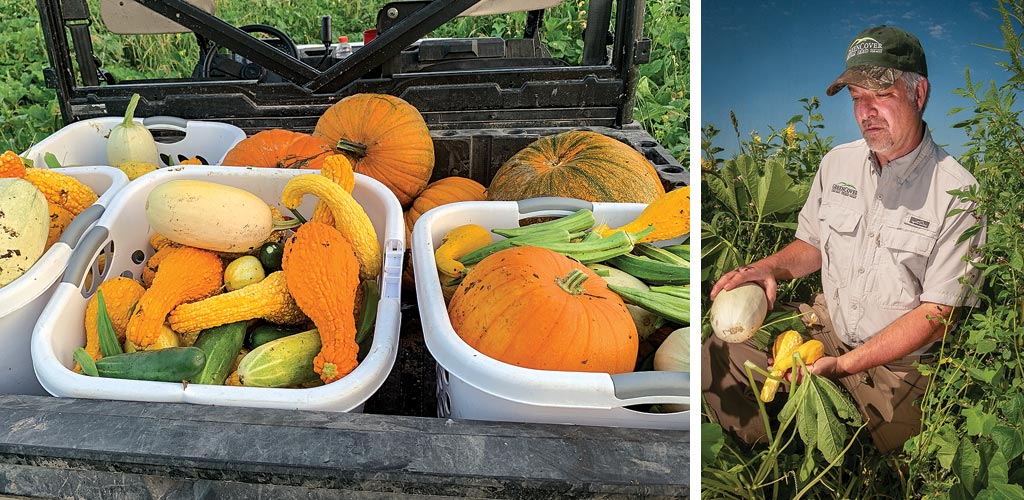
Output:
[{"xmin": 702, "ymin": 1, "xmax": 1012, "ymax": 160}]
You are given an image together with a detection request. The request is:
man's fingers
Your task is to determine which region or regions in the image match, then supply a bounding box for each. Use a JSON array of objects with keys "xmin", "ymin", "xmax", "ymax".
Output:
[{"xmin": 765, "ymin": 277, "xmax": 778, "ymax": 308}]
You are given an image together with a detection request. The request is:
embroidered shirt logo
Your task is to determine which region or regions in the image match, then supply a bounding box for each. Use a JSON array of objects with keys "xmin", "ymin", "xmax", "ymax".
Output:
[
  {"xmin": 830, "ymin": 181, "xmax": 859, "ymax": 199},
  {"xmin": 906, "ymin": 216, "xmax": 931, "ymax": 230},
  {"xmin": 847, "ymin": 37, "xmax": 883, "ymax": 60}
]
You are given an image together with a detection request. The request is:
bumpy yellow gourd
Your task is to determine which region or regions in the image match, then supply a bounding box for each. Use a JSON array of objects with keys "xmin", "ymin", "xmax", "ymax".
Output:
[
  {"xmin": 280, "ymin": 174, "xmax": 381, "ymax": 281},
  {"xmin": 82, "ymin": 277, "xmax": 146, "ymax": 361},
  {"xmin": 311, "ymin": 154, "xmax": 356, "ymax": 227},
  {"xmin": 168, "ymin": 271, "xmax": 307, "ymax": 333}
]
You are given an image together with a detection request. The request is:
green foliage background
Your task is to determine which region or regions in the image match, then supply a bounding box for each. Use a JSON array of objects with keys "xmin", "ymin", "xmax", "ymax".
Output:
[
  {"xmin": 0, "ymin": 0, "xmax": 688, "ymax": 165},
  {"xmin": 701, "ymin": 1, "xmax": 1024, "ymax": 497}
]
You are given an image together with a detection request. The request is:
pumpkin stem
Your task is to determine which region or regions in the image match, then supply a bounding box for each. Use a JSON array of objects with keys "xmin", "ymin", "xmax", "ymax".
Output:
[
  {"xmin": 336, "ymin": 139, "xmax": 368, "ymax": 159},
  {"xmin": 556, "ymin": 269, "xmax": 589, "ymax": 295}
]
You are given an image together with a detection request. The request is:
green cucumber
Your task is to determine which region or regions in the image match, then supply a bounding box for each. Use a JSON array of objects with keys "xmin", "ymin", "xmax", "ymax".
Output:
[
  {"xmin": 192, "ymin": 321, "xmax": 247, "ymax": 385},
  {"xmin": 356, "ymin": 280, "xmax": 380, "ymax": 361},
  {"xmin": 237, "ymin": 329, "xmax": 321, "ymax": 388},
  {"xmin": 258, "ymin": 241, "xmax": 285, "ymax": 272},
  {"xmin": 94, "ymin": 347, "xmax": 207, "ymax": 382},
  {"xmin": 247, "ymin": 323, "xmax": 308, "ymax": 349}
]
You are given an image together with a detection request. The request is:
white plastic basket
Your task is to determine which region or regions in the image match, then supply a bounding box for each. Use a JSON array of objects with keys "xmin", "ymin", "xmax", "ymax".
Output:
[
  {"xmin": 22, "ymin": 116, "xmax": 246, "ymax": 168},
  {"xmin": 31, "ymin": 166, "xmax": 405, "ymax": 412},
  {"xmin": 411, "ymin": 198, "xmax": 688, "ymax": 430},
  {"xmin": 0, "ymin": 166, "xmax": 129, "ymax": 395}
]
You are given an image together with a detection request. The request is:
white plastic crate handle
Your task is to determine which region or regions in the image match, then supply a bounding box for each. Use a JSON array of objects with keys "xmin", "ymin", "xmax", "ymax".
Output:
[
  {"xmin": 61, "ymin": 224, "xmax": 109, "ymax": 287},
  {"xmin": 142, "ymin": 115, "xmax": 189, "ymax": 130},
  {"xmin": 56, "ymin": 204, "xmax": 104, "ymax": 249},
  {"xmin": 515, "ymin": 196, "xmax": 594, "ymax": 214},
  {"xmin": 611, "ymin": 371, "xmax": 689, "ymax": 403}
]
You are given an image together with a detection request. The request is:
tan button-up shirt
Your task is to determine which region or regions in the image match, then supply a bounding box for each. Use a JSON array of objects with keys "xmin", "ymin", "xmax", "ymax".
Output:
[{"xmin": 795, "ymin": 128, "xmax": 983, "ymax": 349}]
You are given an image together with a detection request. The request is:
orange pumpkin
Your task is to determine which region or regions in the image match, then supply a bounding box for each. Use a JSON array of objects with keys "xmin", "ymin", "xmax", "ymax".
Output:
[
  {"xmin": 447, "ymin": 246, "xmax": 638, "ymax": 374},
  {"xmin": 313, "ymin": 93, "xmax": 434, "ymax": 207},
  {"xmin": 221, "ymin": 129, "xmax": 333, "ymax": 170},
  {"xmin": 486, "ymin": 130, "xmax": 666, "ymax": 203},
  {"xmin": 404, "ymin": 176, "xmax": 486, "ymax": 242}
]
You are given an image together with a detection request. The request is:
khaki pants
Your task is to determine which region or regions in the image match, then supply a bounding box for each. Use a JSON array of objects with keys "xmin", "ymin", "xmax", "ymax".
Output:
[{"xmin": 701, "ymin": 294, "xmax": 931, "ymax": 454}]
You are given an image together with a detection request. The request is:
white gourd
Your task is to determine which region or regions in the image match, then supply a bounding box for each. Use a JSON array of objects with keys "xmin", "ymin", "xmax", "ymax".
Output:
[
  {"xmin": 654, "ymin": 327, "xmax": 689, "ymax": 372},
  {"xmin": 588, "ymin": 263, "xmax": 660, "ymax": 339},
  {"xmin": 145, "ymin": 179, "xmax": 276, "ymax": 253},
  {"xmin": 708, "ymin": 282, "xmax": 768, "ymax": 343},
  {"xmin": 107, "ymin": 93, "xmax": 160, "ymax": 167},
  {"xmin": 0, "ymin": 178, "xmax": 50, "ymax": 286}
]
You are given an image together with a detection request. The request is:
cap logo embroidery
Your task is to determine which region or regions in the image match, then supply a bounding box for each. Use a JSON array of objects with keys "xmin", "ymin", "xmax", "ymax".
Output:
[
  {"xmin": 831, "ymin": 181, "xmax": 859, "ymax": 199},
  {"xmin": 847, "ymin": 37, "xmax": 883, "ymax": 60}
]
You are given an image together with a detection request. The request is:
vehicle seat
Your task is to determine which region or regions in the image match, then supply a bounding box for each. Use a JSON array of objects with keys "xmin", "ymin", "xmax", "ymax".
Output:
[
  {"xmin": 98, "ymin": 0, "xmax": 214, "ymax": 34},
  {"xmin": 459, "ymin": 0, "xmax": 562, "ymax": 17}
]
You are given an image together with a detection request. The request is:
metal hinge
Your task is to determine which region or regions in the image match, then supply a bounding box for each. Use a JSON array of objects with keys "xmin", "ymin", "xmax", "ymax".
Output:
[{"xmin": 635, "ymin": 38, "xmax": 652, "ymax": 64}]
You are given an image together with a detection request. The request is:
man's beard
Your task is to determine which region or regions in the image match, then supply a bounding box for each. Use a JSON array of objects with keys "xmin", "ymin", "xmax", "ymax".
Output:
[{"xmin": 860, "ymin": 119, "xmax": 894, "ymax": 153}]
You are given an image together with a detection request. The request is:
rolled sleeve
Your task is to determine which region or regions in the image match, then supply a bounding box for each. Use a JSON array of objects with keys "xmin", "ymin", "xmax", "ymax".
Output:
[{"xmin": 919, "ymin": 194, "xmax": 985, "ymax": 307}]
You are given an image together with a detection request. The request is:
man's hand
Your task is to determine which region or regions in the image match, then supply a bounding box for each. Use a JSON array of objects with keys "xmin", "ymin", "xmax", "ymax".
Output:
[
  {"xmin": 806, "ymin": 356, "xmax": 848, "ymax": 380},
  {"xmin": 710, "ymin": 264, "xmax": 779, "ymax": 307},
  {"xmin": 709, "ymin": 240, "xmax": 822, "ymax": 308}
]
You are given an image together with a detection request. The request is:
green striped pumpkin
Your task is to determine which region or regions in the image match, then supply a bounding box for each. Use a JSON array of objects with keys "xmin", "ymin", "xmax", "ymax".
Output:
[{"xmin": 486, "ymin": 130, "xmax": 666, "ymax": 203}]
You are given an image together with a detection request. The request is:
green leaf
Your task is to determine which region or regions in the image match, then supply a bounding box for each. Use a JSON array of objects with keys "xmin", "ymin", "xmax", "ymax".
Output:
[
  {"xmin": 952, "ymin": 438, "xmax": 981, "ymax": 494},
  {"xmin": 97, "ymin": 291, "xmax": 124, "ymax": 357},
  {"xmin": 967, "ymin": 366, "xmax": 999, "ymax": 384},
  {"xmin": 991, "ymin": 426, "xmax": 1024, "ymax": 462},
  {"xmin": 755, "ymin": 156, "xmax": 809, "ymax": 218},
  {"xmin": 808, "ymin": 377, "xmax": 848, "ymax": 462},
  {"xmin": 700, "ymin": 423, "xmax": 724, "ymax": 470},
  {"xmin": 933, "ymin": 428, "xmax": 961, "ymax": 469},
  {"xmin": 705, "ymin": 173, "xmax": 739, "ymax": 217},
  {"xmin": 976, "ymin": 338, "xmax": 998, "ymax": 354},
  {"xmin": 963, "ymin": 406, "xmax": 998, "ymax": 436},
  {"xmin": 818, "ymin": 376, "xmax": 862, "ymax": 425},
  {"xmin": 1011, "ymin": 250, "xmax": 1024, "ymax": 271},
  {"xmin": 43, "ymin": 152, "xmax": 62, "ymax": 169}
]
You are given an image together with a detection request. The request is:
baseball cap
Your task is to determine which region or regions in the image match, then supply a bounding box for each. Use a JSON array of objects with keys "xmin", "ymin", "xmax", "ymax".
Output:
[{"xmin": 826, "ymin": 25, "xmax": 928, "ymax": 96}]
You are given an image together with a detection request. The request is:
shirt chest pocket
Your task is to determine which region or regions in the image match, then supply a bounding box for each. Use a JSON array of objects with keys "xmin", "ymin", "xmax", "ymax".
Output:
[
  {"xmin": 819, "ymin": 203, "xmax": 862, "ymax": 288},
  {"xmin": 872, "ymin": 224, "xmax": 938, "ymax": 309}
]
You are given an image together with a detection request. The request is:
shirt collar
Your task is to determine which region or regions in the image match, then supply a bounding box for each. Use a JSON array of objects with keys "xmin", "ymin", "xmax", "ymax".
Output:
[{"xmin": 868, "ymin": 125, "xmax": 935, "ymax": 184}]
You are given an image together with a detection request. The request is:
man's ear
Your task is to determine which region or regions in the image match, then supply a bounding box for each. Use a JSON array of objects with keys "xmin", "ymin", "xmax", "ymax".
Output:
[{"xmin": 916, "ymin": 78, "xmax": 929, "ymax": 112}]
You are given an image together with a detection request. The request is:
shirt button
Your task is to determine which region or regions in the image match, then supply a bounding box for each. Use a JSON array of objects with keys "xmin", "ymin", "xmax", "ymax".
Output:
[
  {"xmin": 868, "ymin": 232, "xmax": 875, "ymax": 238},
  {"xmin": 859, "ymin": 268, "xmax": 865, "ymax": 274},
  {"xmin": 876, "ymin": 194, "xmax": 882, "ymax": 200},
  {"xmin": 852, "ymin": 304, "xmax": 858, "ymax": 310}
]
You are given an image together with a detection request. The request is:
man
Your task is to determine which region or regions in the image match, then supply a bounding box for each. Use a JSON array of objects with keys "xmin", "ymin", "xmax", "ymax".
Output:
[{"xmin": 701, "ymin": 26, "xmax": 984, "ymax": 454}]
